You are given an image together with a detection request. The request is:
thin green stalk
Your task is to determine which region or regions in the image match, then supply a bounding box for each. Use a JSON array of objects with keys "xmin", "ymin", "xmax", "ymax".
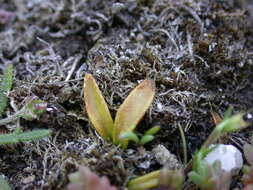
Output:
[
  {"xmin": 178, "ymin": 124, "xmax": 187, "ymax": 165},
  {"xmin": 202, "ymin": 129, "xmax": 221, "ymax": 149},
  {"xmin": 0, "ymin": 98, "xmax": 47, "ymax": 125},
  {"xmin": 0, "ymin": 108, "xmax": 26, "ymax": 125}
]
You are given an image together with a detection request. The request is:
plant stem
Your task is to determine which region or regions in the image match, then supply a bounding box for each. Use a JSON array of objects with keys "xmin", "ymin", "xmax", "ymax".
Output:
[
  {"xmin": 0, "ymin": 108, "xmax": 25, "ymax": 125},
  {"xmin": 178, "ymin": 124, "xmax": 187, "ymax": 165},
  {"xmin": 202, "ymin": 128, "xmax": 221, "ymax": 149}
]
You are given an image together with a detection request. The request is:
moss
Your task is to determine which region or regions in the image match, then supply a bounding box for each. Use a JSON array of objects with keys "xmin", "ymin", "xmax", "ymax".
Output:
[{"xmin": 0, "ymin": 0, "xmax": 252, "ymax": 189}]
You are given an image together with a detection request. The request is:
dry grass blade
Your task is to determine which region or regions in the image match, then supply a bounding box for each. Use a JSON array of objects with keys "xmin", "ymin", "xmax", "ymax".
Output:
[
  {"xmin": 83, "ymin": 74, "xmax": 114, "ymax": 139},
  {"xmin": 211, "ymin": 111, "xmax": 222, "ymax": 126},
  {"xmin": 113, "ymin": 79, "xmax": 155, "ymax": 143}
]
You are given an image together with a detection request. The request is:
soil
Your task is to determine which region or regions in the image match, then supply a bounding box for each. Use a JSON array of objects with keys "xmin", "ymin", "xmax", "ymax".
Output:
[{"xmin": 0, "ymin": 0, "xmax": 253, "ymax": 189}]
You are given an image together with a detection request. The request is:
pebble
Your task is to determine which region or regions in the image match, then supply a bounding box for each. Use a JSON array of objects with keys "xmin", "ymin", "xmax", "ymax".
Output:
[
  {"xmin": 204, "ymin": 144, "xmax": 243, "ymax": 175},
  {"xmin": 152, "ymin": 144, "xmax": 181, "ymax": 169}
]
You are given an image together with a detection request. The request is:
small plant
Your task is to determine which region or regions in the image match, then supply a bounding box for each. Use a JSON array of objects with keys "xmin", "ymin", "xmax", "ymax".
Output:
[
  {"xmin": 0, "ymin": 127, "xmax": 51, "ymax": 145},
  {"xmin": 188, "ymin": 149, "xmax": 232, "ymax": 190},
  {"xmin": 0, "ymin": 64, "xmax": 48, "ymax": 125},
  {"xmin": 67, "ymin": 166, "xmax": 117, "ymax": 190},
  {"xmin": 0, "ymin": 65, "xmax": 51, "ymax": 143},
  {"xmin": 188, "ymin": 109, "xmax": 247, "ymax": 190},
  {"xmin": 127, "ymin": 108, "xmax": 248, "ymax": 190},
  {"xmin": 0, "ymin": 64, "xmax": 51, "ymax": 189},
  {"xmin": 119, "ymin": 125, "xmax": 160, "ymax": 145},
  {"xmin": 83, "ymin": 74, "xmax": 155, "ymax": 148},
  {"xmin": 0, "ymin": 64, "xmax": 13, "ymax": 117},
  {"xmin": 0, "ymin": 97, "xmax": 48, "ymax": 125}
]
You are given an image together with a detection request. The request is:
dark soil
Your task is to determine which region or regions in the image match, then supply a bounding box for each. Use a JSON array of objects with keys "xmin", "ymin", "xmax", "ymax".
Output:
[{"xmin": 0, "ymin": 0, "xmax": 253, "ymax": 189}]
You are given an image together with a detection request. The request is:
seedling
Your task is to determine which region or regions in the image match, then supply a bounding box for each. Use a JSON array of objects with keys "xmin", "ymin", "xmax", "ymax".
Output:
[
  {"xmin": 189, "ymin": 109, "xmax": 247, "ymax": 190},
  {"xmin": 0, "ymin": 64, "xmax": 51, "ymax": 189},
  {"xmin": 0, "ymin": 65, "xmax": 52, "ymax": 141},
  {"xmin": 0, "ymin": 64, "xmax": 48, "ymax": 125},
  {"xmin": 119, "ymin": 125, "xmax": 160, "ymax": 145},
  {"xmin": 188, "ymin": 148, "xmax": 232, "ymax": 190},
  {"xmin": 83, "ymin": 74, "xmax": 155, "ymax": 148},
  {"xmin": 0, "ymin": 97, "xmax": 48, "ymax": 125},
  {"xmin": 127, "ymin": 108, "xmax": 248, "ymax": 190}
]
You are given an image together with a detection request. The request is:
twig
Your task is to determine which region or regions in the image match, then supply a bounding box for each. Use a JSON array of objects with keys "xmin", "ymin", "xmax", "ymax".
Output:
[{"xmin": 65, "ymin": 55, "xmax": 81, "ymax": 81}]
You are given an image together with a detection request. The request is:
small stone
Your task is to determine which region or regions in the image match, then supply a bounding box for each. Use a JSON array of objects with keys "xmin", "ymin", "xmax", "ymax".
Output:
[
  {"xmin": 204, "ymin": 144, "xmax": 243, "ymax": 175},
  {"xmin": 152, "ymin": 144, "xmax": 181, "ymax": 169},
  {"xmin": 22, "ymin": 175, "xmax": 35, "ymax": 184}
]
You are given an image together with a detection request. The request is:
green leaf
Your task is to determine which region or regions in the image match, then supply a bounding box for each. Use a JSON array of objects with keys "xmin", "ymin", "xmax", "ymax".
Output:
[
  {"xmin": 188, "ymin": 171, "xmax": 203, "ymax": 186},
  {"xmin": 119, "ymin": 131, "xmax": 139, "ymax": 143},
  {"xmin": 140, "ymin": 135, "xmax": 154, "ymax": 145},
  {"xmin": 0, "ymin": 64, "xmax": 13, "ymax": 117},
  {"xmin": 0, "ymin": 175, "xmax": 11, "ymax": 190},
  {"xmin": 144, "ymin": 125, "xmax": 160, "ymax": 136},
  {"xmin": 127, "ymin": 170, "xmax": 160, "ymax": 190},
  {"xmin": 0, "ymin": 129, "xmax": 51, "ymax": 145},
  {"xmin": 17, "ymin": 129, "xmax": 51, "ymax": 142},
  {"xmin": 188, "ymin": 170, "xmax": 213, "ymax": 190},
  {"xmin": 223, "ymin": 105, "xmax": 233, "ymax": 119},
  {"xmin": 216, "ymin": 113, "xmax": 247, "ymax": 133},
  {"xmin": 83, "ymin": 74, "xmax": 114, "ymax": 140}
]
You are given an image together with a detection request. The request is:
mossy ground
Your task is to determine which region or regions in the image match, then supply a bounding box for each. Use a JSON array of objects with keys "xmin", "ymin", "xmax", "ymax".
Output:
[{"xmin": 0, "ymin": 0, "xmax": 253, "ymax": 189}]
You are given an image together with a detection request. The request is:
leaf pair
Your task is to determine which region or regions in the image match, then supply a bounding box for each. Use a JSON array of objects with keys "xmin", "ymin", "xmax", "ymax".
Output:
[
  {"xmin": 119, "ymin": 125, "xmax": 160, "ymax": 145},
  {"xmin": 83, "ymin": 74, "xmax": 155, "ymax": 148}
]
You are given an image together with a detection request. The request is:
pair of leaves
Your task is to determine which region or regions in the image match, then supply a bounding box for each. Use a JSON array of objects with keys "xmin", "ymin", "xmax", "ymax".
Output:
[
  {"xmin": 119, "ymin": 125, "xmax": 160, "ymax": 145},
  {"xmin": 83, "ymin": 74, "xmax": 155, "ymax": 147}
]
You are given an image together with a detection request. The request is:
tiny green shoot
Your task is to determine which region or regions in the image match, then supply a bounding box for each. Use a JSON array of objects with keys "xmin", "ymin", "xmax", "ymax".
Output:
[
  {"xmin": 0, "ymin": 64, "xmax": 13, "ymax": 117},
  {"xmin": 188, "ymin": 108, "xmax": 247, "ymax": 190},
  {"xmin": 83, "ymin": 74, "xmax": 155, "ymax": 148},
  {"xmin": 0, "ymin": 97, "xmax": 48, "ymax": 125},
  {"xmin": 119, "ymin": 125, "xmax": 160, "ymax": 146}
]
